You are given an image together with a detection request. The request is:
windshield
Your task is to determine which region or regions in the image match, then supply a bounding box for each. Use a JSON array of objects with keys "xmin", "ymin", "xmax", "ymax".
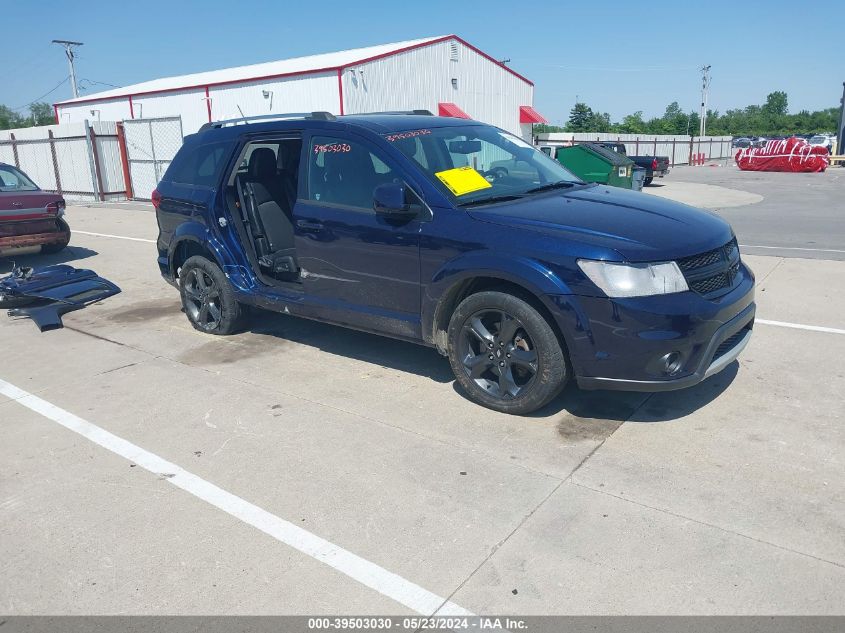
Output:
[
  {"xmin": 0, "ymin": 164, "xmax": 39, "ymax": 192},
  {"xmin": 809, "ymin": 136, "xmax": 826, "ymax": 144},
  {"xmin": 383, "ymin": 124, "xmax": 582, "ymax": 206}
]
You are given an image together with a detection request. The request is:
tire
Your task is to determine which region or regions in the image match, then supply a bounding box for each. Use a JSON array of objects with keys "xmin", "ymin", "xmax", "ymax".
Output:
[
  {"xmin": 41, "ymin": 219, "xmax": 70, "ymax": 254},
  {"xmin": 178, "ymin": 255, "xmax": 244, "ymax": 335},
  {"xmin": 643, "ymin": 176, "xmax": 653, "ymax": 186},
  {"xmin": 447, "ymin": 290, "xmax": 568, "ymax": 415}
]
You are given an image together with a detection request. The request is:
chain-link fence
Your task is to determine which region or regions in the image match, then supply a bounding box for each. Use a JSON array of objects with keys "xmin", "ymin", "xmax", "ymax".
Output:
[
  {"xmin": 0, "ymin": 121, "xmax": 128, "ymax": 202},
  {"xmin": 122, "ymin": 117, "xmax": 184, "ymax": 200},
  {"xmin": 536, "ymin": 133, "xmax": 734, "ymax": 167}
]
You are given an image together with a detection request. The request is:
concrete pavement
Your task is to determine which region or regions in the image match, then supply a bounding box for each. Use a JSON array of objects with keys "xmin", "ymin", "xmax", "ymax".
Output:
[{"xmin": 1, "ymin": 199, "xmax": 843, "ymax": 615}]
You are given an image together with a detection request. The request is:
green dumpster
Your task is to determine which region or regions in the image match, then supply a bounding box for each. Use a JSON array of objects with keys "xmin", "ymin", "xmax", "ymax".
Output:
[{"xmin": 554, "ymin": 143, "xmax": 635, "ymax": 189}]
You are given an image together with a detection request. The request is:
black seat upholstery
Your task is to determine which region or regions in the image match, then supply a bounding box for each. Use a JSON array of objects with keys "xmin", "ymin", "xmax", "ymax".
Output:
[
  {"xmin": 322, "ymin": 146, "xmax": 379, "ymax": 208},
  {"xmin": 242, "ymin": 147, "xmax": 297, "ymax": 277}
]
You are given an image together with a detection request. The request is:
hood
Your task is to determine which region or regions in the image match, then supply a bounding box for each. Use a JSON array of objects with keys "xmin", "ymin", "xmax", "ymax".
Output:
[{"xmin": 467, "ymin": 184, "xmax": 734, "ymax": 261}]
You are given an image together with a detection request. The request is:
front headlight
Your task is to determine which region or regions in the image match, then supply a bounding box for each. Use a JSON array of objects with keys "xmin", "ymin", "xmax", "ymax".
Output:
[{"xmin": 577, "ymin": 260, "xmax": 689, "ymax": 297}]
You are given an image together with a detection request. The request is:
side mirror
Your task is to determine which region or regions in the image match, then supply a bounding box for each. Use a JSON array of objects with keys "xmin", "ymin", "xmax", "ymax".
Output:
[{"xmin": 373, "ymin": 182, "xmax": 413, "ymax": 216}]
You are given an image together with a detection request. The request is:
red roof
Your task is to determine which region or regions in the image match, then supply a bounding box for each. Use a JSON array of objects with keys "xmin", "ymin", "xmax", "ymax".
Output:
[
  {"xmin": 519, "ymin": 105, "xmax": 548, "ymax": 124},
  {"xmin": 438, "ymin": 102, "xmax": 471, "ymax": 119}
]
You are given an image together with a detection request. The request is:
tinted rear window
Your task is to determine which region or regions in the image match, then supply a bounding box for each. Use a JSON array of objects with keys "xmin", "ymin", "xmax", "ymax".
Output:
[{"xmin": 166, "ymin": 141, "xmax": 232, "ymax": 187}]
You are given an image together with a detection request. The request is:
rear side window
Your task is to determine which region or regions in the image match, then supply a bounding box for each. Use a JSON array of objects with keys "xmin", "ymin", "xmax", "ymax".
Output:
[
  {"xmin": 167, "ymin": 141, "xmax": 231, "ymax": 187},
  {"xmin": 0, "ymin": 164, "xmax": 39, "ymax": 191}
]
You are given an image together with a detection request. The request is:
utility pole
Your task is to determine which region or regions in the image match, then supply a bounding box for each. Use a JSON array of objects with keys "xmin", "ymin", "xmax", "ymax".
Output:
[
  {"xmin": 52, "ymin": 40, "xmax": 83, "ymax": 99},
  {"xmin": 699, "ymin": 65, "xmax": 711, "ymax": 137},
  {"xmin": 838, "ymin": 81, "xmax": 844, "ymax": 155}
]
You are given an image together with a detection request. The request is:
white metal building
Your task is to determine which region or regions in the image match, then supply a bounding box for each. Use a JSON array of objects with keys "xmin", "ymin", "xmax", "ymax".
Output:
[{"xmin": 54, "ymin": 35, "xmax": 547, "ymax": 138}]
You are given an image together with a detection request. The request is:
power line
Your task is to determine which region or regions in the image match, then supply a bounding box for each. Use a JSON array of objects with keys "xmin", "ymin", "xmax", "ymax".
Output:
[
  {"xmin": 11, "ymin": 76, "xmax": 70, "ymax": 111},
  {"xmin": 541, "ymin": 64, "xmax": 699, "ymax": 72},
  {"xmin": 79, "ymin": 78, "xmax": 121, "ymax": 89}
]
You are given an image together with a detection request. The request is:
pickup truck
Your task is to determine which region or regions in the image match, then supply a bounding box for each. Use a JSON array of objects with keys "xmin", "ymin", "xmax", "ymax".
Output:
[{"xmin": 597, "ymin": 142, "xmax": 670, "ymax": 185}]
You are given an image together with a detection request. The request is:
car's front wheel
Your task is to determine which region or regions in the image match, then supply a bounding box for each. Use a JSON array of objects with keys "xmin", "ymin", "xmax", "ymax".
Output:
[
  {"xmin": 447, "ymin": 290, "xmax": 568, "ymax": 414},
  {"xmin": 179, "ymin": 255, "xmax": 244, "ymax": 335},
  {"xmin": 643, "ymin": 176, "xmax": 654, "ymax": 186}
]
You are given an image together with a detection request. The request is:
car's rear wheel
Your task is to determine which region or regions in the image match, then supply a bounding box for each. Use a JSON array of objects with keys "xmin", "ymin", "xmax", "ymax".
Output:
[
  {"xmin": 179, "ymin": 255, "xmax": 244, "ymax": 335},
  {"xmin": 447, "ymin": 290, "xmax": 568, "ymax": 415},
  {"xmin": 40, "ymin": 219, "xmax": 70, "ymax": 254}
]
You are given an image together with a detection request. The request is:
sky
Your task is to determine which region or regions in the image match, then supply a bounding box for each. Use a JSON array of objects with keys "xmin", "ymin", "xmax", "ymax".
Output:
[{"xmin": 3, "ymin": 0, "xmax": 843, "ymax": 125}]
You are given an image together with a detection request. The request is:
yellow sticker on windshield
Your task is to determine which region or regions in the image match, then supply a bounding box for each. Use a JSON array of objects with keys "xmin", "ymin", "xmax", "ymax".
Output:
[{"xmin": 434, "ymin": 166, "xmax": 493, "ymax": 197}]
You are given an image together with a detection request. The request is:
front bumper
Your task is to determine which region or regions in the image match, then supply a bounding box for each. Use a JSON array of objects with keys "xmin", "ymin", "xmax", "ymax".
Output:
[
  {"xmin": 560, "ymin": 262, "xmax": 755, "ymax": 392},
  {"xmin": 576, "ymin": 303, "xmax": 754, "ymax": 391}
]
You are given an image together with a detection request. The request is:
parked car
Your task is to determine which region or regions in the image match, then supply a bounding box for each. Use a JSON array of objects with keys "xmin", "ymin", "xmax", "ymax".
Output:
[
  {"xmin": 487, "ymin": 158, "xmax": 540, "ymax": 182},
  {"xmin": 0, "ymin": 163, "xmax": 69, "ymax": 257},
  {"xmin": 154, "ymin": 112, "xmax": 755, "ymax": 415},
  {"xmin": 808, "ymin": 134, "xmax": 835, "ymax": 153},
  {"xmin": 732, "ymin": 137, "xmax": 753, "ymax": 149},
  {"xmin": 595, "ymin": 142, "xmax": 670, "ymax": 185}
]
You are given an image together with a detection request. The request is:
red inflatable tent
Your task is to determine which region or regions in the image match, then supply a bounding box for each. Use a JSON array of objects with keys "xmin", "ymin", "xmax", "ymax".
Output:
[{"xmin": 736, "ymin": 137, "xmax": 828, "ymax": 172}]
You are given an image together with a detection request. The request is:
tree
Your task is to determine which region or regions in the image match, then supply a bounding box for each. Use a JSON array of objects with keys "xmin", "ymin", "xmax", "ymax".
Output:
[
  {"xmin": 567, "ymin": 102, "xmax": 593, "ymax": 132},
  {"xmin": 0, "ymin": 105, "xmax": 24, "ymax": 130},
  {"xmin": 588, "ymin": 111, "xmax": 612, "ymax": 132},
  {"xmin": 661, "ymin": 102, "xmax": 694, "ymax": 135},
  {"xmin": 29, "ymin": 102, "xmax": 54, "ymax": 126},
  {"xmin": 763, "ymin": 91, "xmax": 788, "ymax": 116},
  {"xmin": 533, "ymin": 123, "xmax": 566, "ymax": 134},
  {"xmin": 615, "ymin": 111, "xmax": 647, "ymax": 134}
]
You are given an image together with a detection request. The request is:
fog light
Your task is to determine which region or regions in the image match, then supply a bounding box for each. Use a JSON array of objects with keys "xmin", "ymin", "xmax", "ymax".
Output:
[{"xmin": 661, "ymin": 351, "xmax": 683, "ymax": 375}]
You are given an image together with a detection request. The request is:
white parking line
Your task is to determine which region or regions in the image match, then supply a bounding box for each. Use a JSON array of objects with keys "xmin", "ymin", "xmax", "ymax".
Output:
[
  {"xmin": 757, "ymin": 319, "xmax": 845, "ymax": 336},
  {"xmin": 74, "ymin": 230, "xmax": 156, "ymax": 244},
  {"xmin": 0, "ymin": 377, "xmax": 472, "ymax": 617},
  {"xmin": 740, "ymin": 244, "xmax": 845, "ymax": 254}
]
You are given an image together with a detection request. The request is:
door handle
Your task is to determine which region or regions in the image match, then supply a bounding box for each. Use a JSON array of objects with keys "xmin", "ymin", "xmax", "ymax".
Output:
[{"xmin": 296, "ymin": 220, "xmax": 324, "ymax": 231}]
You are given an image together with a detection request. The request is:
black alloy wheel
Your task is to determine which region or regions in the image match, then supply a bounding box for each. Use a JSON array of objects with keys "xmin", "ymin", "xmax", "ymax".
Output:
[
  {"xmin": 447, "ymin": 291, "xmax": 568, "ymax": 414},
  {"xmin": 178, "ymin": 255, "xmax": 244, "ymax": 335},
  {"xmin": 459, "ymin": 309, "xmax": 538, "ymax": 399},
  {"xmin": 183, "ymin": 267, "xmax": 223, "ymax": 331}
]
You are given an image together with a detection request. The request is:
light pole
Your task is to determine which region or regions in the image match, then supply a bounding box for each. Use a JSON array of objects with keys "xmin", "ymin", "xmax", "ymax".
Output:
[
  {"xmin": 837, "ymin": 81, "xmax": 844, "ymax": 155},
  {"xmin": 52, "ymin": 40, "xmax": 83, "ymax": 99},
  {"xmin": 699, "ymin": 65, "xmax": 711, "ymax": 137}
]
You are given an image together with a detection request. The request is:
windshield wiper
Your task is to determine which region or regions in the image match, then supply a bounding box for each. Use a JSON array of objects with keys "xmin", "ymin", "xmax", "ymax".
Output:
[
  {"xmin": 458, "ymin": 194, "xmax": 525, "ymax": 208},
  {"xmin": 524, "ymin": 181, "xmax": 578, "ymax": 194}
]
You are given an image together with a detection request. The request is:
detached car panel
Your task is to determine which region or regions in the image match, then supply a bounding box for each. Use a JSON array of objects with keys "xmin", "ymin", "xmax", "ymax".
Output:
[{"xmin": 0, "ymin": 265, "xmax": 121, "ymax": 331}]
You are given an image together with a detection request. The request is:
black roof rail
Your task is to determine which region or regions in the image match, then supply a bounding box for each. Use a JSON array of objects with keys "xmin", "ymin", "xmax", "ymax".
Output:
[
  {"xmin": 345, "ymin": 110, "xmax": 434, "ymax": 116},
  {"xmin": 199, "ymin": 111, "xmax": 336, "ymax": 131}
]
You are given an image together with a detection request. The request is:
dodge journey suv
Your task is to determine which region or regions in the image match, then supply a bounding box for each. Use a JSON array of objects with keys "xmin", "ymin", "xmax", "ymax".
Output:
[{"xmin": 154, "ymin": 111, "xmax": 755, "ymax": 414}]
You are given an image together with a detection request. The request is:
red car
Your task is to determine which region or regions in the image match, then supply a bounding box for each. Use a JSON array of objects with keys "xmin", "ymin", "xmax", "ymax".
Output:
[{"xmin": 0, "ymin": 162, "xmax": 70, "ymax": 257}]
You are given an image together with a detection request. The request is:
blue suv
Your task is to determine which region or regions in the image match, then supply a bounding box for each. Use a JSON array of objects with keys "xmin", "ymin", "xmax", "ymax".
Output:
[{"xmin": 154, "ymin": 112, "xmax": 755, "ymax": 414}]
